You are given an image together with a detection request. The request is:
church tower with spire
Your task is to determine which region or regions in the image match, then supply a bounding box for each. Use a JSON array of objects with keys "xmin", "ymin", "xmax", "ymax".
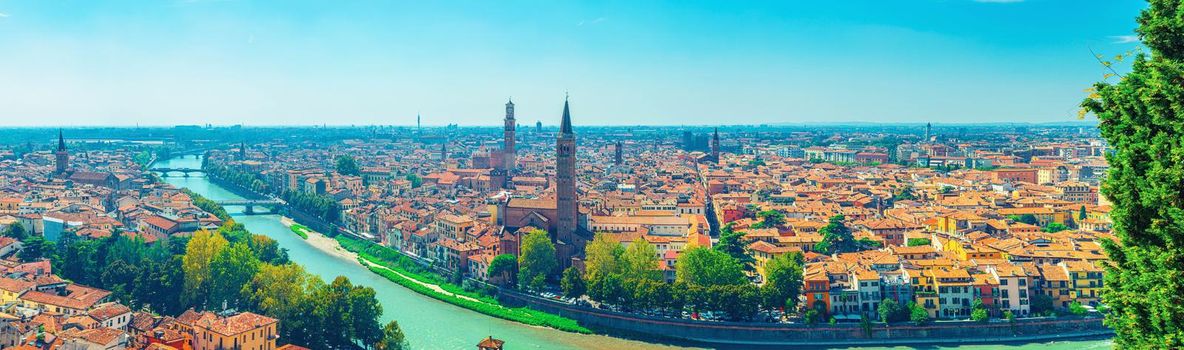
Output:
[
  {"xmin": 711, "ymin": 128, "xmax": 721, "ymax": 164},
  {"xmin": 555, "ymin": 96, "xmax": 578, "ymax": 255},
  {"xmin": 503, "ymin": 98, "xmax": 517, "ymax": 185},
  {"xmin": 55, "ymin": 130, "xmax": 69, "ymax": 175},
  {"xmin": 614, "ymin": 140, "xmax": 624, "ymax": 166}
]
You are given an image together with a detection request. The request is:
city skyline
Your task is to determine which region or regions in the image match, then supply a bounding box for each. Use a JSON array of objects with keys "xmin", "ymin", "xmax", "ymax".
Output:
[{"xmin": 0, "ymin": 0, "xmax": 1145, "ymax": 126}]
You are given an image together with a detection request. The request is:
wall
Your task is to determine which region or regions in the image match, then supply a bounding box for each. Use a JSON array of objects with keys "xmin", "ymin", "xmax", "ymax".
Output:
[{"xmin": 499, "ymin": 289, "xmax": 1111, "ymax": 347}]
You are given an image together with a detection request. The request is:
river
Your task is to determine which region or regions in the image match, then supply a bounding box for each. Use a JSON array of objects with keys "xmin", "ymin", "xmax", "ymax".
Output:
[{"xmin": 153, "ymin": 156, "xmax": 1113, "ymax": 350}]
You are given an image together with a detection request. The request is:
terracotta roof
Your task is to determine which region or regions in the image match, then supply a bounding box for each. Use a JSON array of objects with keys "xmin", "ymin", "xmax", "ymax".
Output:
[
  {"xmin": 0, "ymin": 277, "xmax": 34, "ymax": 294},
  {"xmin": 88, "ymin": 302, "xmax": 131, "ymax": 322},
  {"xmin": 198, "ymin": 312, "xmax": 277, "ymax": 336},
  {"xmin": 477, "ymin": 336, "xmax": 505, "ymax": 348}
]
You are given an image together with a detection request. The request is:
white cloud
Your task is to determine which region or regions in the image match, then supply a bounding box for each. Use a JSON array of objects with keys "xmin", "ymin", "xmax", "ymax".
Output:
[
  {"xmin": 973, "ymin": 0, "xmax": 1024, "ymax": 3},
  {"xmin": 0, "ymin": 12, "xmax": 9, "ymax": 18},
  {"xmin": 1110, "ymin": 35, "xmax": 1139, "ymax": 44}
]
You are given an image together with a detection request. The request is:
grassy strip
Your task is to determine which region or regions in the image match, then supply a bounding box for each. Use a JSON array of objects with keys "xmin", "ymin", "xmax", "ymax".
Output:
[
  {"xmin": 289, "ymin": 224, "xmax": 310, "ymax": 240},
  {"xmin": 337, "ymin": 235, "xmax": 591, "ymax": 333}
]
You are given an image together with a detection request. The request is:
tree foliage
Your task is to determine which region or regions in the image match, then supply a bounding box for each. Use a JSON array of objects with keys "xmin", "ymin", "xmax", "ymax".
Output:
[
  {"xmin": 752, "ymin": 210, "xmax": 785, "ymax": 229},
  {"xmin": 281, "ymin": 190, "xmax": 342, "ymax": 223},
  {"xmin": 1080, "ymin": 1, "xmax": 1184, "ymax": 347},
  {"xmin": 971, "ymin": 298, "xmax": 989, "ymax": 322},
  {"xmin": 761, "ymin": 252, "xmax": 803, "ymax": 311},
  {"xmin": 182, "ymin": 229, "xmax": 229, "ymax": 309},
  {"xmin": 487, "ymin": 254, "xmax": 517, "ymax": 286},
  {"xmin": 675, "ymin": 247, "xmax": 746, "ymax": 286},
  {"xmin": 518, "ymin": 229, "xmax": 557, "ymax": 291},
  {"xmin": 814, "ymin": 215, "xmax": 872, "ymax": 254},
  {"xmin": 1042, "ymin": 222, "xmax": 1070, "ymax": 233},
  {"xmin": 908, "ymin": 302, "xmax": 930, "ymax": 324},
  {"xmin": 18, "ymin": 236, "xmax": 52, "ymax": 262},
  {"xmin": 906, "ymin": 238, "xmax": 931, "ymax": 247},
  {"xmin": 715, "ymin": 224, "xmax": 755, "ymax": 272},
  {"xmin": 336, "ymin": 155, "xmax": 361, "ymax": 176},
  {"xmin": 621, "ymin": 238, "xmax": 660, "ymax": 282},
  {"xmin": 375, "ymin": 321, "xmax": 409, "ymax": 350},
  {"xmin": 561, "ymin": 266, "xmax": 586, "ymax": 299},
  {"xmin": 49, "ymin": 221, "xmax": 387, "ymax": 349},
  {"xmin": 878, "ymin": 299, "xmax": 908, "ymax": 323},
  {"xmin": 2, "ymin": 224, "xmax": 28, "ymax": 241}
]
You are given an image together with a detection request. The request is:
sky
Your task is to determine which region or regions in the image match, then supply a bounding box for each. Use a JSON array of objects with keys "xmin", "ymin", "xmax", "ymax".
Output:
[{"xmin": 0, "ymin": 0, "xmax": 1147, "ymax": 126}]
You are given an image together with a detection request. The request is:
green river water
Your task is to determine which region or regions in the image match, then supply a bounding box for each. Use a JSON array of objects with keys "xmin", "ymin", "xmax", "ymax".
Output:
[{"xmin": 154, "ymin": 156, "xmax": 1113, "ymax": 350}]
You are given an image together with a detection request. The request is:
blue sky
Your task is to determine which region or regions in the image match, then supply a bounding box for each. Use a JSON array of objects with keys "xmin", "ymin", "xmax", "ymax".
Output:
[{"xmin": 0, "ymin": 0, "xmax": 1145, "ymax": 126}]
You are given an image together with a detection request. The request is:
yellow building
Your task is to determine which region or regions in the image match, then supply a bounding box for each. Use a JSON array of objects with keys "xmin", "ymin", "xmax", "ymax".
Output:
[
  {"xmin": 192, "ymin": 312, "xmax": 279, "ymax": 350},
  {"xmin": 1038, "ymin": 264, "xmax": 1073, "ymax": 310},
  {"xmin": 998, "ymin": 207, "xmax": 1067, "ymax": 227},
  {"xmin": 907, "ymin": 269, "xmax": 940, "ymax": 318},
  {"xmin": 1060, "ymin": 260, "xmax": 1103, "ymax": 307},
  {"xmin": 0, "ymin": 278, "xmax": 32, "ymax": 303},
  {"xmin": 935, "ymin": 212, "xmax": 987, "ymax": 234},
  {"xmin": 747, "ymin": 241, "xmax": 801, "ymax": 280}
]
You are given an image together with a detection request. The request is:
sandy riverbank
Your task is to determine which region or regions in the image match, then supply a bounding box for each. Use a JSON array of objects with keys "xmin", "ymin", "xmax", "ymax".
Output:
[
  {"xmin": 279, "ymin": 216, "xmax": 358, "ymax": 262},
  {"xmin": 278, "ymin": 216, "xmax": 484, "ymax": 304}
]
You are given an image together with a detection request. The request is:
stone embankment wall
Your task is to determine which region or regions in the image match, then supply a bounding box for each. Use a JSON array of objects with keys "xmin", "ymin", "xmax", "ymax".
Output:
[{"xmin": 499, "ymin": 289, "xmax": 1111, "ymax": 347}]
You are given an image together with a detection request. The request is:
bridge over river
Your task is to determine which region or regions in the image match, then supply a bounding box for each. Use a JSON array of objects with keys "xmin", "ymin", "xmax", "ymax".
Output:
[
  {"xmin": 213, "ymin": 198, "xmax": 286, "ymax": 215},
  {"xmin": 151, "ymin": 168, "xmax": 207, "ymax": 177}
]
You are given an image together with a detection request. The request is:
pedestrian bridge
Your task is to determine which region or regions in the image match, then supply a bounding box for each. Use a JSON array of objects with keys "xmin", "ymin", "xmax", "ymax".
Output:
[
  {"xmin": 152, "ymin": 168, "xmax": 207, "ymax": 177},
  {"xmin": 213, "ymin": 199, "xmax": 286, "ymax": 215}
]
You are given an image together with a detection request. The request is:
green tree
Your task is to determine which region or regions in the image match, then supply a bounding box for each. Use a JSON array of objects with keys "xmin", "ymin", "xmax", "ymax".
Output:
[
  {"xmin": 1079, "ymin": 205, "xmax": 1088, "ymax": 221},
  {"xmin": 375, "ymin": 321, "xmax": 408, "ymax": 350},
  {"xmin": 1031, "ymin": 293, "xmax": 1055, "ymax": 315},
  {"xmin": 621, "ymin": 238, "xmax": 660, "ymax": 282},
  {"xmin": 906, "ymin": 238, "xmax": 931, "ymax": 247},
  {"xmin": 1016, "ymin": 214, "xmax": 1039, "ymax": 225},
  {"xmin": 588, "ymin": 272, "xmax": 625, "ymax": 304},
  {"xmin": 715, "ymin": 223, "xmax": 755, "ymax": 272},
  {"xmin": 243, "ymin": 263, "xmax": 311, "ymax": 341},
  {"xmin": 349, "ymin": 284, "xmax": 384, "ymax": 346},
  {"xmin": 754, "ymin": 210, "xmax": 786, "ymax": 228},
  {"xmin": 1042, "ymin": 222, "xmax": 1070, "ymax": 233},
  {"xmin": 560, "ymin": 266, "xmax": 586, "ymax": 298},
  {"xmin": 815, "ymin": 215, "xmax": 861, "ymax": 254},
  {"xmin": 209, "ymin": 242, "xmax": 261, "ymax": 309},
  {"xmin": 518, "ymin": 229, "xmax": 557, "ymax": 291},
  {"xmin": 629, "ymin": 278, "xmax": 672, "ymax": 311},
  {"xmin": 908, "ymin": 302, "xmax": 929, "ymax": 324},
  {"xmin": 804, "ymin": 308, "xmax": 821, "ymax": 325},
  {"xmin": 971, "ymin": 298, "xmax": 989, "ymax": 322},
  {"xmin": 893, "ymin": 186, "xmax": 917, "ymax": 201},
  {"xmin": 3, "ymin": 224, "xmax": 28, "ymax": 241},
  {"xmin": 18, "ymin": 236, "xmax": 52, "ymax": 262},
  {"xmin": 878, "ymin": 299, "xmax": 906, "ymax": 323},
  {"xmin": 487, "ymin": 254, "xmax": 518, "ymax": 287},
  {"xmin": 336, "ymin": 155, "xmax": 361, "ymax": 176},
  {"xmin": 761, "ymin": 252, "xmax": 804, "ymax": 311},
  {"xmin": 1068, "ymin": 301, "xmax": 1088, "ymax": 316},
  {"xmin": 100, "ymin": 259, "xmax": 139, "ymax": 303},
  {"xmin": 405, "ymin": 173, "xmax": 423, "ymax": 188},
  {"xmin": 675, "ymin": 247, "xmax": 746, "ymax": 286},
  {"xmin": 584, "ymin": 233, "xmax": 623, "ymax": 282},
  {"xmin": 182, "ymin": 229, "xmax": 228, "ymax": 308}
]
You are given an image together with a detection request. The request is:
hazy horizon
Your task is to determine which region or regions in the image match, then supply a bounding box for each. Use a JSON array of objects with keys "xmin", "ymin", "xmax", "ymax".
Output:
[{"xmin": 0, "ymin": 0, "xmax": 1143, "ymax": 126}]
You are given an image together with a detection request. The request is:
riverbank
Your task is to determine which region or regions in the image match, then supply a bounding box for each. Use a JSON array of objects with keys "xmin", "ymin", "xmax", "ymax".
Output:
[
  {"xmin": 279, "ymin": 216, "xmax": 352, "ymax": 260},
  {"xmin": 334, "ymin": 234, "xmax": 591, "ymax": 333}
]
